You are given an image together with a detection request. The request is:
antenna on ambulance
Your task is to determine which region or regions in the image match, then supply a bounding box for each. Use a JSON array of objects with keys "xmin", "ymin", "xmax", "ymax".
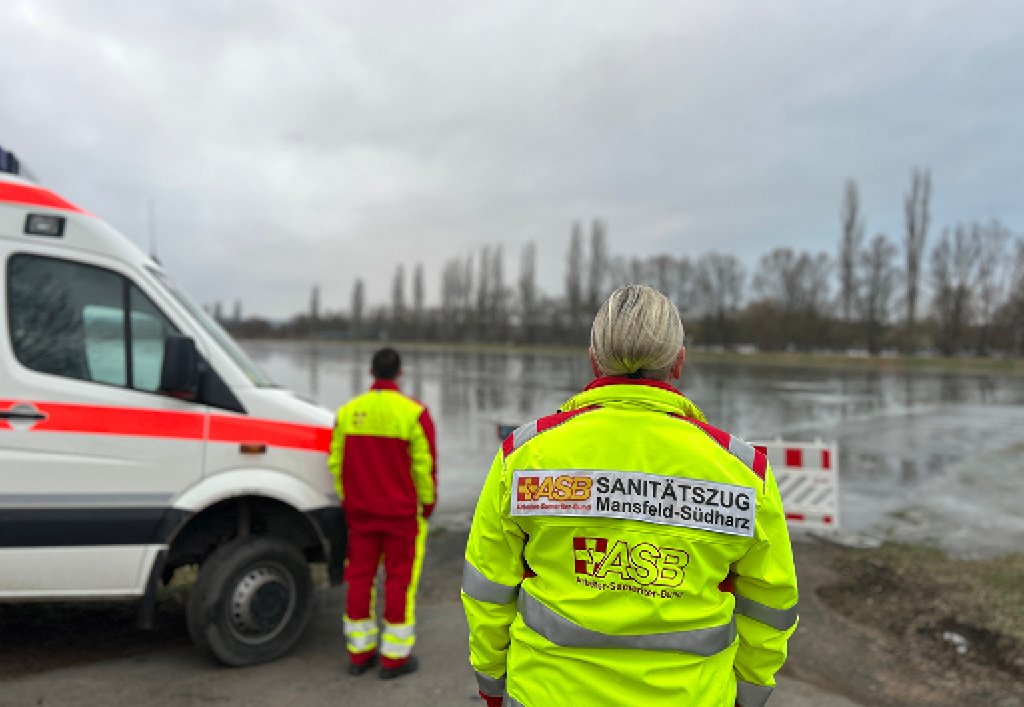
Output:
[{"xmin": 148, "ymin": 199, "xmax": 161, "ymax": 264}]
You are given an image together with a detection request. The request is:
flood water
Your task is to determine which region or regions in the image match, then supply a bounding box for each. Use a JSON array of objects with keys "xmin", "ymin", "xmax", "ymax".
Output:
[{"xmin": 243, "ymin": 341, "xmax": 1024, "ymax": 558}]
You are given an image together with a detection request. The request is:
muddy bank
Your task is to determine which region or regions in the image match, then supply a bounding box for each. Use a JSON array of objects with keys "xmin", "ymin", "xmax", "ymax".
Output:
[
  {"xmin": 790, "ymin": 538, "xmax": 1024, "ymax": 707},
  {"xmin": 1, "ymin": 529, "xmax": 1022, "ymax": 707}
]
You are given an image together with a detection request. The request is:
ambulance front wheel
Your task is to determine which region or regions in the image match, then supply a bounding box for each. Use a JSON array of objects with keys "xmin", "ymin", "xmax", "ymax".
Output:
[{"xmin": 187, "ymin": 535, "xmax": 314, "ymax": 666}]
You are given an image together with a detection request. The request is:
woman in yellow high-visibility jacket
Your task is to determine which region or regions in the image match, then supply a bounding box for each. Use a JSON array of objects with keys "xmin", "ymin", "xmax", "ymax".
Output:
[{"xmin": 462, "ymin": 285, "xmax": 798, "ymax": 707}]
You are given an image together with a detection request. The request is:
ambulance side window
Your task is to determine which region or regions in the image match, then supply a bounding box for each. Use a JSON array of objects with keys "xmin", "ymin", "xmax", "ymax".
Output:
[
  {"xmin": 129, "ymin": 285, "xmax": 179, "ymax": 392},
  {"xmin": 7, "ymin": 254, "xmax": 179, "ymax": 393},
  {"xmin": 8, "ymin": 255, "xmax": 124, "ymax": 384}
]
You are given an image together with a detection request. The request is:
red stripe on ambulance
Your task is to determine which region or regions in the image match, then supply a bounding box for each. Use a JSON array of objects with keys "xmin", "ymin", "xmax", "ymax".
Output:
[
  {"xmin": 0, "ymin": 182, "xmax": 86, "ymax": 214},
  {"xmin": 0, "ymin": 400, "xmax": 330, "ymax": 453},
  {"xmin": 209, "ymin": 415, "xmax": 332, "ymax": 452}
]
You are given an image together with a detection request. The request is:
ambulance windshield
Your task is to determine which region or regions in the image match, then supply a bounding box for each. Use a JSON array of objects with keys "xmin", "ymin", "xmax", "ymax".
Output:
[{"xmin": 148, "ymin": 268, "xmax": 275, "ymax": 387}]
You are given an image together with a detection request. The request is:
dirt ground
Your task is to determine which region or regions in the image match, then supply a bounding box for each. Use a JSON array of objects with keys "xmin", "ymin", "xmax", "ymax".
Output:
[
  {"xmin": 788, "ymin": 538, "xmax": 1024, "ymax": 707},
  {"xmin": 1, "ymin": 530, "xmax": 1022, "ymax": 707}
]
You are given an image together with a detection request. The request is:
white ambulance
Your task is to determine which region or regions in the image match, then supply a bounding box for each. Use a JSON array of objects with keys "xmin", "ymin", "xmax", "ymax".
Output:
[{"xmin": 0, "ymin": 147, "xmax": 344, "ymax": 666}]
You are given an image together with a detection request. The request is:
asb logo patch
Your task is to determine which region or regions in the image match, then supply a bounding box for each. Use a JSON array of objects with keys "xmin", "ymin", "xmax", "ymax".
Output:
[
  {"xmin": 517, "ymin": 476, "xmax": 539, "ymax": 501},
  {"xmin": 516, "ymin": 475, "xmax": 593, "ymax": 502},
  {"xmin": 572, "ymin": 536, "xmax": 689, "ymax": 588}
]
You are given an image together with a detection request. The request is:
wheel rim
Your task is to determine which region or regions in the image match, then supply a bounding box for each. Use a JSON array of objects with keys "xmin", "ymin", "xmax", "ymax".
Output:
[{"xmin": 227, "ymin": 561, "xmax": 297, "ymax": 646}]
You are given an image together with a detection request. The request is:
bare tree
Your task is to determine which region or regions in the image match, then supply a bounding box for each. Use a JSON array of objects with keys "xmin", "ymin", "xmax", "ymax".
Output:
[
  {"xmin": 413, "ymin": 263, "xmax": 425, "ymax": 338},
  {"xmin": 673, "ymin": 257, "xmax": 695, "ymax": 320},
  {"xmin": 441, "ymin": 255, "xmax": 474, "ymax": 340},
  {"xmin": 565, "ymin": 222, "xmax": 584, "ymax": 334},
  {"xmin": 929, "ymin": 224, "xmax": 979, "ymax": 355},
  {"xmin": 519, "ymin": 241, "xmax": 538, "ymax": 343},
  {"xmin": 441, "ymin": 259, "xmax": 458, "ymax": 339},
  {"xmin": 1005, "ymin": 238, "xmax": 1024, "ymax": 355},
  {"xmin": 903, "ymin": 168, "xmax": 932, "ymax": 352},
  {"xmin": 839, "ymin": 180, "xmax": 865, "ymax": 322},
  {"xmin": 587, "ymin": 220, "xmax": 608, "ymax": 311},
  {"xmin": 391, "ymin": 264, "xmax": 405, "ymax": 333},
  {"xmin": 310, "ymin": 285, "xmax": 320, "ymax": 325},
  {"xmin": 490, "ymin": 245, "xmax": 509, "ymax": 341},
  {"xmin": 973, "ymin": 220, "xmax": 1010, "ymax": 354},
  {"xmin": 461, "ymin": 254, "xmax": 474, "ymax": 335},
  {"xmin": 351, "ymin": 278, "xmax": 365, "ymax": 339},
  {"xmin": 649, "ymin": 255, "xmax": 674, "ymax": 295},
  {"xmin": 857, "ymin": 234, "xmax": 899, "ymax": 354},
  {"xmin": 628, "ymin": 256, "xmax": 645, "ymax": 286},
  {"xmin": 476, "ymin": 246, "xmax": 492, "ymax": 338},
  {"xmin": 695, "ymin": 252, "xmax": 745, "ymax": 346},
  {"xmin": 753, "ymin": 248, "xmax": 832, "ymax": 349}
]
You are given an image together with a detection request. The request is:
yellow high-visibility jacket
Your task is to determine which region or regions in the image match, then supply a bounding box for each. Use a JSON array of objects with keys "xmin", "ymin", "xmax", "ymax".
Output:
[{"xmin": 462, "ymin": 377, "xmax": 798, "ymax": 707}]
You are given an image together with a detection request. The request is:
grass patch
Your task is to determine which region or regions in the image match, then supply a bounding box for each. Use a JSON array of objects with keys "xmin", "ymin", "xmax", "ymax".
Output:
[{"xmin": 819, "ymin": 542, "xmax": 1024, "ymax": 680}]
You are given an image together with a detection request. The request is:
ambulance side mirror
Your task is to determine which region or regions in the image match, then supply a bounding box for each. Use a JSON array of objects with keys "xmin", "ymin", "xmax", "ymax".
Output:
[{"xmin": 160, "ymin": 335, "xmax": 201, "ymax": 401}]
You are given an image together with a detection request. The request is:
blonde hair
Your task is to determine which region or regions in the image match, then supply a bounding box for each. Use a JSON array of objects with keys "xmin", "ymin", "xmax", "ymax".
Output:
[{"xmin": 590, "ymin": 285, "xmax": 685, "ymax": 381}]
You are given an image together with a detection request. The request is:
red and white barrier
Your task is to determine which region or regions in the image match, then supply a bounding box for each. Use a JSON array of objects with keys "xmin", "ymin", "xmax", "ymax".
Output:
[{"xmin": 752, "ymin": 438, "xmax": 840, "ymax": 531}]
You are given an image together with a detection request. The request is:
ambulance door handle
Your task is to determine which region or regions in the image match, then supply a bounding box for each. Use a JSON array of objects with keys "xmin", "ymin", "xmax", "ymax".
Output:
[
  {"xmin": 0, "ymin": 402, "xmax": 48, "ymax": 430},
  {"xmin": 0, "ymin": 402, "xmax": 47, "ymax": 421}
]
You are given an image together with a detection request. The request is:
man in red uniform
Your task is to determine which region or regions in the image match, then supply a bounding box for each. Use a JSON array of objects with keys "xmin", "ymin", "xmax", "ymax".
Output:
[{"xmin": 329, "ymin": 347, "xmax": 438, "ymax": 679}]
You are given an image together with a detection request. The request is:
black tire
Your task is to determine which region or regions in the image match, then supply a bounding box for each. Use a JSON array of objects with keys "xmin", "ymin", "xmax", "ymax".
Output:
[{"xmin": 187, "ymin": 535, "xmax": 313, "ymax": 667}]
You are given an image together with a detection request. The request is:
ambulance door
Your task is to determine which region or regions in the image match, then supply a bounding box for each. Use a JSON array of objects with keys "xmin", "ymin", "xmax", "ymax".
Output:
[{"xmin": 0, "ymin": 251, "xmax": 205, "ymax": 597}]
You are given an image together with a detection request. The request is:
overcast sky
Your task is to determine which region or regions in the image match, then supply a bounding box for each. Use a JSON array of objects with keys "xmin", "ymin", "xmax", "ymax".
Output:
[{"xmin": 2, "ymin": 1, "xmax": 1022, "ymax": 318}]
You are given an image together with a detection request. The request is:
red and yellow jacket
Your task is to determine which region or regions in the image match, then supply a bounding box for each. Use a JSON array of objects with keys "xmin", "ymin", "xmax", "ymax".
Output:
[{"xmin": 329, "ymin": 380, "xmax": 437, "ymax": 518}]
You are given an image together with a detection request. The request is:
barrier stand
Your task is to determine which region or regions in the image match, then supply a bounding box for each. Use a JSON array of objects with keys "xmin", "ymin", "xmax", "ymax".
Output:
[{"xmin": 752, "ymin": 438, "xmax": 840, "ymax": 530}]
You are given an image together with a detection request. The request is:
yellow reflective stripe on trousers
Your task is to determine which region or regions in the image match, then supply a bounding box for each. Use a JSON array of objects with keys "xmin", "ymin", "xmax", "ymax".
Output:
[
  {"xmin": 463, "ymin": 561, "xmax": 520, "ymax": 605},
  {"xmin": 343, "ymin": 616, "xmax": 378, "ymax": 653},
  {"xmin": 402, "ymin": 515, "xmax": 429, "ymax": 625},
  {"xmin": 736, "ymin": 679, "xmax": 773, "ymax": 707},
  {"xmin": 518, "ymin": 590, "xmax": 736, "ymax": 656},
  {"xmin": 474, "ymin": 671, "xmax": 506, "ymax": 697},
  {"xmin": 381, "ymin": 621, "xmax": 415, "ymax": 659}
]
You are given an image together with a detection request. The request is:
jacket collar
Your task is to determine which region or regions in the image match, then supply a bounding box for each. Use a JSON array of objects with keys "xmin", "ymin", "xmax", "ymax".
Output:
[
  {"xmin": 371, "ymin": 379, "xmax": 400, "ymax": 392},
  {"xmin": 583, "ymin": 376, "xmax": 680, "ymax": 394},
  {"xmin": 562, "ymin": 376, "xmax": 706, "ymax": 422}
]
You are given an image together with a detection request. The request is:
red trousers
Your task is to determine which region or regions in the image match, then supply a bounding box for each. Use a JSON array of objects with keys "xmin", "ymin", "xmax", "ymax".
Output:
[{"xmin": 344, "ymin": 513, "xmax": 427, "ymax": 668}]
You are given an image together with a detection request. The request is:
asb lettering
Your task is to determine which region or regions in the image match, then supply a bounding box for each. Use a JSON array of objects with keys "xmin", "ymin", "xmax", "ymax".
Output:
[
  {"xmin": 518, "ymin": 475, "xmax": 593, "ymax": 502},
  {"xmin": 573, "ymin": 536, "xmax": 689, "ymax": 588}
]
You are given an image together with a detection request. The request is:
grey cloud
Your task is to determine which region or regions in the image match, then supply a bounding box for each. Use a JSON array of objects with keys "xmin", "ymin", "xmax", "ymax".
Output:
[{"xmin": 2, "ymin": 1, "xmax": 1023, "ymax": 317}]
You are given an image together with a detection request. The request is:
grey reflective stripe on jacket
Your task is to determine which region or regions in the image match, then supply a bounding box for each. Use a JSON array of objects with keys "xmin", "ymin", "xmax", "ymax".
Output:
[
  {"xmin": 518, "ymin": 589, "xmax": 736, "ymax": 657},
  {"xmin": 734, "ymin": 594, "xmax": 798, "ymax": 631},
  {"xmin": 502, "ymin": 680, "xmax": 765, "ymax": 707},
  {"xmin": 508, "ymin": 420, "xmax": 540, "ymax": 454},
  {"xmin": 474, "ymin": 671, "xmax": 506, "ymax": 697},
  {"xmin": 728, "ymin": 435, "xmax": 757, "ymax": 472},
  {"xmin": 736, "ymin": 679, "xmax": 773, "ymax": 707},
  {"xmin": 463, "ymin": 562, "xmax": 520, "ymax": 605}
]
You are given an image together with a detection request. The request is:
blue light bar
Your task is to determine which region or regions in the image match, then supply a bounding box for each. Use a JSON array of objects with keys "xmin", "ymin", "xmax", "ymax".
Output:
[
  {"xmin": 0, "ymin": 146, "xmax": 19, "ymax": 175},
  {"xmin": 0, "ymin": 146, "xmax": 37, "ymax": 181}
]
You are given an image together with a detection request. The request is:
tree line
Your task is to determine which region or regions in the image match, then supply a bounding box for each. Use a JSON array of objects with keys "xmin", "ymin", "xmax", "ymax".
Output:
[{"xmin": 225, "ymin": 169, "xmax": 1024, "ymax": 357}]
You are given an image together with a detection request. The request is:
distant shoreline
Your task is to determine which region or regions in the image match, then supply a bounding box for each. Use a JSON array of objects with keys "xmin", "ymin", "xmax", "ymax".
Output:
[{"xmin": 238, "ymin": 337, "xmax": 1024, "ymax": 376}]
